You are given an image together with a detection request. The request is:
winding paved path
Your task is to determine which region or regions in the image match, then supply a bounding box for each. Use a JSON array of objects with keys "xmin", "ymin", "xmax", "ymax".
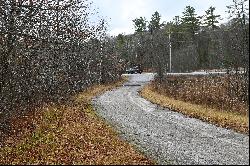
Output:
[{"xmin": 92, "ymin": 73, "xmax": 249, "ymax": 165}]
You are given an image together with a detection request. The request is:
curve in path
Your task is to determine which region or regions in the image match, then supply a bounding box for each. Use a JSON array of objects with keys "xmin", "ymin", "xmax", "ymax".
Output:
[{"xmin": 92, "ymin": 73, "xmax": 249, "ymax": 165}]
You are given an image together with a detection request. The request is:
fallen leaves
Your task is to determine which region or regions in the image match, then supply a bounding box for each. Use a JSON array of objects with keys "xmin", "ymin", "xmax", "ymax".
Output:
[{"xmin": 0, "ymin": 76, "xmax": 153, "ymax": 165}]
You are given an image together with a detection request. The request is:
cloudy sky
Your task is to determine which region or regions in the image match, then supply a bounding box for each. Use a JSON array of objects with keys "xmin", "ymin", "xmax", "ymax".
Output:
[{"xmin": 92, "ymin": 0, "xmax": 246, "ymax": 36}]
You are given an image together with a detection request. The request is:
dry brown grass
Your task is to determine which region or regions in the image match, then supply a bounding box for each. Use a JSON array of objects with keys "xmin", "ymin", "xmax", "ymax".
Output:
[
  {"xmin": 153, "ymin": 75, "xmax": 248, "ymax": 114},
  {"xmin": 0, "ymin": 76, "xmax": 154, "ymax": 165},
  {"xmin": 141, "ymin": 84, "xmax": 249, "ymax": 134}
]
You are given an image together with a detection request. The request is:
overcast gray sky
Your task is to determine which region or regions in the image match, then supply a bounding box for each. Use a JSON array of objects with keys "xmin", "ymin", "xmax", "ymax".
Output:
[{"xmin": 92, "ymin": 0, "xmax": 248, "ymax": 36}]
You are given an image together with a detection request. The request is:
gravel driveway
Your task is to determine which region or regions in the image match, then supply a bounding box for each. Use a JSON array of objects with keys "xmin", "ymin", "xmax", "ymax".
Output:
[{"xmin": 92, "ymin": 73, "xmax": 249, "ymax": 165}]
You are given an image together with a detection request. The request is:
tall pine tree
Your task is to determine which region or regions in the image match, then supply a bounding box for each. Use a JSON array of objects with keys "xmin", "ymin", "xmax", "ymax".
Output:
[
  {"xmin": 148, "ymin": 11, "xmax": 163, "ymax": 34},
  {"xmin": 132, "ymin": 17, "xmax": 147, "ymax": 33},
  {"xmin": 204, "ymin": 6, "xmax": 221, "ymax": 30},
  {"xmin": 181, "ymin": 6, "xmax": 201, "ymax": 39}
]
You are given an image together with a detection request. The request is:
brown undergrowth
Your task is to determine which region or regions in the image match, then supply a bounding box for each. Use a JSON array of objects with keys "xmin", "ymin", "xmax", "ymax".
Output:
[
  {"xmin": 140, "ymin": 75, "xmax": 249, "ymax": 134},
  {"xmin": 0, "ymin": 77, "xmax": 154, "ymax": 165},
  {"xmin": 153, "ymin": 75, "xmax": 248, "ymax": 114}
]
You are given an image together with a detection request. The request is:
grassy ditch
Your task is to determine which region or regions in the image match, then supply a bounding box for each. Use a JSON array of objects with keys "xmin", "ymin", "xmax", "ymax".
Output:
[
  {"xmin": 140, "ymin": 75, "xmax": 249, "ymax": 134},
  {"xmin": 0, "ymin": 77, "xmax": 154, "ymax": 165}
]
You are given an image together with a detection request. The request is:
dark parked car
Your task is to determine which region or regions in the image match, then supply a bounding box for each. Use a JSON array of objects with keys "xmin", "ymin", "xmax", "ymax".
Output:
[{"xmin": 125, "ymin": 66, "xmax": 143, "ymax": 74}]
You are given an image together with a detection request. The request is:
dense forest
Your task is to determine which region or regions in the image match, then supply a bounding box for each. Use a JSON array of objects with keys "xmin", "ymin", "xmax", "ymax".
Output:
[{"xmin": 0, "ymin": 0, "xmax": 249, "ymax": 127}]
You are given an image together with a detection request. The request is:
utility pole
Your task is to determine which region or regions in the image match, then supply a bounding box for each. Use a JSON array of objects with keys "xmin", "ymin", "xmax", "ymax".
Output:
[{"xmin": 168, "ymin": 28, "xmax": 172, "ymax": 73}]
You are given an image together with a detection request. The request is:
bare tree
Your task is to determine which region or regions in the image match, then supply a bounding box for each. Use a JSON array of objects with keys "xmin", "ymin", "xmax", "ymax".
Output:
[{"xmin": 0, "ymin": 0, "xmax": 122, "ymax": 126}]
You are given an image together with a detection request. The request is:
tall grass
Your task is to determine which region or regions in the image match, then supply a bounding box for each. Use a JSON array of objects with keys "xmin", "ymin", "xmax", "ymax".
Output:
[{"xmin": 153, "ymin": 74, "xmax": 248, "ymax": 115}]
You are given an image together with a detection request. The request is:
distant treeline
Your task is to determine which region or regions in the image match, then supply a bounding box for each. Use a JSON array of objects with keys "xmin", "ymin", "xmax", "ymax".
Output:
[
  {"xmin": 112, "ymin": 0, "xmax": 249, "ymax": 106},
  {"xmin": 114, "ymin": 1, "xmax": 249, "ymax": 75}
]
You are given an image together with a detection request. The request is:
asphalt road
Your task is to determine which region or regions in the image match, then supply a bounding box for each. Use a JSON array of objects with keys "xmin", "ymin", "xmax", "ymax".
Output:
[{"xmin": 92, "ymin": 73, "xmax": 249, "ymax": 165}]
